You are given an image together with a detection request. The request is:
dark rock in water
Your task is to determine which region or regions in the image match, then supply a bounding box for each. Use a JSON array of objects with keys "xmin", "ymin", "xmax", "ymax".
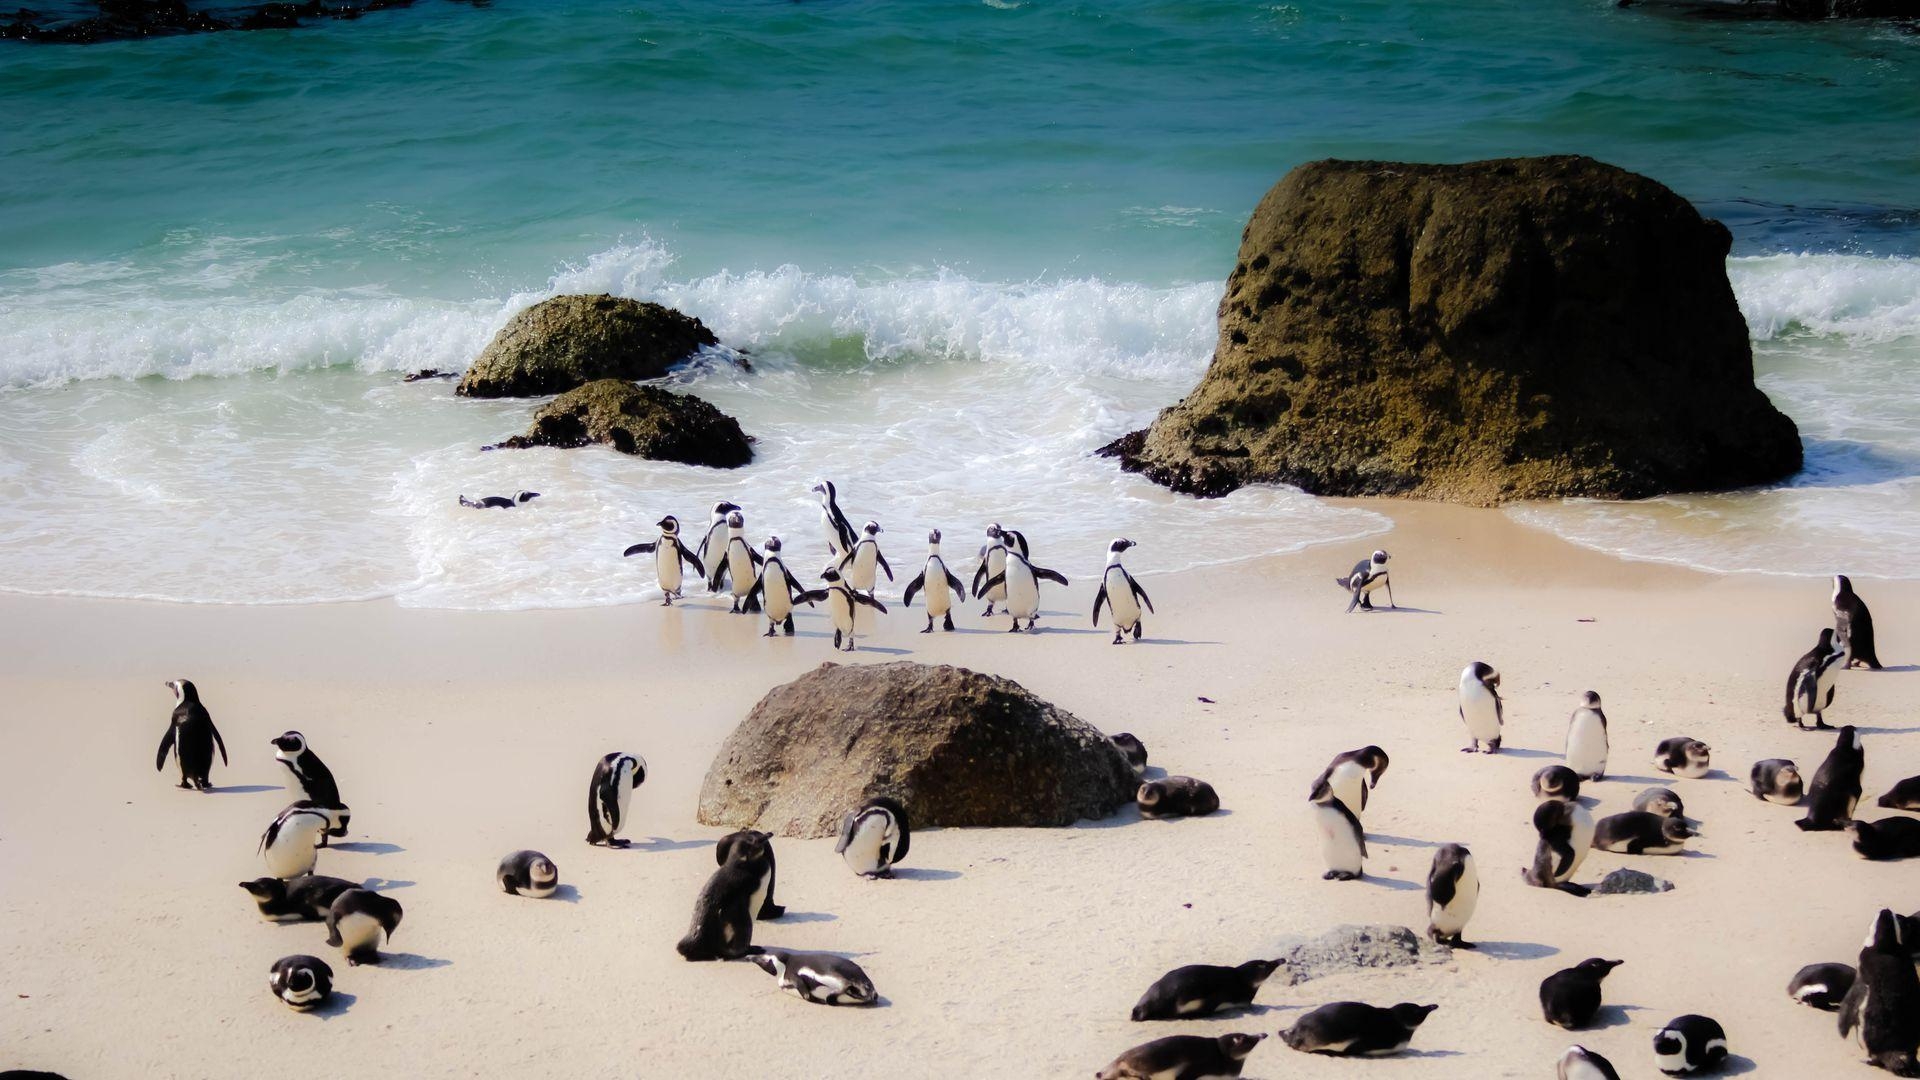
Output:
[
  {"xmin": 484, "ymin": 379, "xmax": 751, "ymax": 467},
  {"xmin": 1592, "ymin": 868, "xmax": 1674, "ymax": 895},
  {"xmin": 696, "ymin": 661, "xmax": 1137, "ymax": 836},
  {"xmin": 0, "ymin": 0, "xmax": 473, "ymax": 43},
  {"xmin": 1776, "ymin": 0, "xmax": 1920, "ymax": 16},
  {"xmin": 1101, "ymin": 155, "xmax": 1803, "ymax": 506},
  {"xmin": 403, "ymin": 368, "xmax": 455, "ymax": 382},
  {"xmin": 1279, "ymin": 924, "xmax": 1451, "ymax": 986},
  {"xmin": 456, "ymin": 294, "xmax": 724, "ymax": 399}
]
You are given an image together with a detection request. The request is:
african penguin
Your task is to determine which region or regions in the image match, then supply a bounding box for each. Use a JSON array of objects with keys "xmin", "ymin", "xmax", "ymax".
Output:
[
  {"xmin": 239, "ymin": 875, "xmax": 356, "ymax": 922},
  {"xmin": 1653, "ymin": 737, "xmax": 1711, "ymax": 779},
  {"xmin": 1313, "ymin": 745, "xmax": 1388, "ymax": 819},
  {"xmin": 1652, "ymin": 1014, "xmax": 1727, "ymax": 1075},
  {"xmin": 1850, "ymin": 817, "xmax": 1920, "ymax": 861},
  {"xmin": 1834, "ymin": 574, "xmax": 1883, "ymax": 670},
  {"xmin": 837, "ymin": 520, "xmax": 893, "ymax": 595},
  {"xmin": 1335, "ymin": 549, "xmax": 1392, "ymax": 612},
  {"xmin": 1281, "ymin": 1001, "xmax": 1437, "ymax": 1056},
  {"xmin": 1541, "ymin": 959, "xmax": 1624, "ymax": 1029},
  {"xmin": 1109, "ymin": 733, "xmax": 1149, "ymax": 776},
  {"xmin": 1564, "ymin": 691, "xmax": 1609, "ymax": 781},
  {"xmin": 744, "ymin": 947, "xmax": 876, "ymax": 1006},
  {"xmin": 1139, "ymin": 776, "xmax": 1220, "ymax": 819},
  {"xmin": 1593, "ymin": 811, "xmax": 1694, "ymax": 855},
  {"xmin": 745, "ymin": 536, "xmax": 817, "ymax": 637},
  {"xmin": 707, "ymin": 510, "xmax": 764, "ymax": 614},
  {"xmin": 497, "ymin": 850, "xmax": 559, "ymax": 898},
  {"xmin": 717, "ymin": 829, "xmax": 785, "ymax": 919},
  {"xmin": 1785, "ymin": 627, "xmax": 1846, "ymax": 730},
  {"xmin": 623, "ymin": 515, "xmax": 706, "ymax": 605},
  {"xmin": 1789, "ymin": 962, "xmax": 1856, "ymax": 1011},
  {"xmin": 1533, "ymin": 765, "xmax": 1582, "ymax": 803},
  {"xmin": 835, "ymin": 797, "xmax": 909, "ymax": 879},
  {"xmin": 1558, "ymin": 1045, "xmax": 1623, "ymax": 1080},
  {"xmin": 459, "ymin": 490, "xmax": 539, "ymax": 509},
  {"xmin": 1877, "ymin": 775, "xmax": 1920, "ymax": 811},
  {"xmin": 971, "ymin": 523, "xmax": 1011, "ymax": 616},
  {"xmin": 696, "ymin": 501, "xmax": 740, "ymax": 572},
  {"xmin": 676, "ymin": 829, "xmax": 774, "ymax": 961},
  {"xmin": 900, "ymin": 529, "xmax": 967, "ymax": 633},
  {"xmin": 1093, "ymin": 538, "xmax": 1155, "ymax": 644},
  {"xmin": 585, "ymin": 751, "xmax": 646, "ymax": 847},
  {"xmin": 796, "ymin": 566, "xmax": 887, "ymax": 651},
  {"xmin": 1524, "ymin": 798, "xmax": 1594, "ymax": 896},
  {"xmin": 980, "ymin": 548, "xmax": 1067, "ymax": 632},
  {"xmin": 1796, "ymin": 725, "xmax": 1864, "ymax": 832},
  {"xmin": 1840, "ymin": 910, "xmax": 1920, "ymax": 1075},
  {"xmin": 1457, "ymin": 661, "xmax": 1503, "ymax": 753},
  {"xmin": 1129, "ymin": 960, "xmax": 1284, "ymax": 1021},
  {"xmin": 811, "ymin": 482, "xmax": 857, "ymax": 560},
  {"xmin": 1097, "ymin": 1033, "xmax": 1266, "ymax": 1080},
  {"xmin": 1634, "ymin": 787, "xmax": 1685, "ymax": 818},
  {"xmin": 268, "ymin": 954, "xmax": 334, "ymax": 1011},
  {"xmin": 271, "ymin": 731, "xmax": 348, "ymax": 842},
  {"xmin": 155, "ymin": 679, "xmax": 226, "ymax": 791},
  {"xmin": 1308, "ymin": 775, "xmax": 1365, "ymax": 881},
  {"xmin": 1425, "ymin": 843, "xmax": 1479, "ymax": 948},
  {"xmin": 1750, "ymin": 758, "xmax": 1805, "ymax": 805},
  {"xmin": 325, "ymin": 887, "xmax": 402, "ymax": 966},
  {"xmin": 258, "ymin": 804, "xmax": 332, "ymax": 879}
]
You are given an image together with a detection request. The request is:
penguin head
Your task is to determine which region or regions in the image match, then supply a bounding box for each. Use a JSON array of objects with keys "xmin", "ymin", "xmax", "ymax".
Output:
[
  {"xmin": 239, "ymin": 878, "xmax": 287, "ymax": 902},
  {"xmin": 513, "ymin": 491, "xmax": 541, "ymax": 504},
  {"xmin": 166, "ymin": 679, "xmax": 197, "ymax": 704},
  {"xmin": 1840, "ymin": 725, "xmax": 1861, "ymax": 753},
  {"xmin": 1819, "ymin": 627, "xmax": 1836, "ymax": 648},
  {"xmin": 1389, "ymin": 1003, "xmax": 1439, "ymax": 1029},
  {"xmin": 765, "ymin": 535, "xmax": 783, "ymax": 553},
  {"xmin": 1217, "ymin": 1033, "xmax": 1265, "ymax": 1060},
  {"xmin": 1834, "ymin": 573, "xmax": 1853, "ymax": 598},
  {"xmin": 1469, "ymin": 661, "xmax": 1499, "ymax": 687},
  {"xmin": 713, "ymin": 501, "xmax": 740, "ymax": 518},
  {"xmin": 1683, "ymin": 739, "xmax": 1710, "ymax": 763},
  {"xmin": 271, "ymin": 731, "xmax": 306, "ymax": 755},
  {"xmin": 1661, "ymin": 817, "xmax": 1697, "ymax": 843},
  {"xmin": 285, "ymin": 967, "xmax": 317, "ymax": 994},
  {"xmin": 1108, "ymin": 538, "xmax": 1135, "ymax": 554},
  {"xmin": 862, "ymin": 520, "xmax": 882, "ymax": 537},
  {"xmin": 927, "ymin": 528, "xmax": 942, "ymax": 546},
  {"xmin": 1652, "ymin": 1030, "xmax": 1686, "ymax": 1058},
  {"xmin": 821, "ymin": 566, "xmax": 845, "ymax": 584},
  {"xmin": 727, "ymin": 510, "xmax": 745, "ymax": 529},
  {"xmin": 530, "ymin": 856, "xmax": 557, "ymax": 884},
  {"xmin": 1580, "ymin": 690, "xmax": 1602, "ymax": 709},
  {"xmin": 658, "ymin": 515, "xmax": 681, "ymax": 534},
  {"xmin": 1574, "ymin": 958, "xmax": 1625, "ymax": 980},
  {"xmin": 1235, "ymin": 958, "xmax": 1285, "ymax": 986},
  {"xmin": 811, "ymin": 481, "xmax": 834, "ymax": 503},
  {"xmin": 721, "ymin": 830, "xmax": 772, "ymax": 864},
  {"xmin": 1354, "ymin": 745, "xmax": 1390, "ymax": 784},
  {"xmin": 1372, "ymin": 549, "xmax": 1390, "ymax": 564},
  {"xmin": 746, "ymin": 949, "xmax": 784, "ymax": 977},
  {"xmin": 1135, "ymin": 781, "xmax": 1162, "ymax": 807},
  {"xmin": 617, "ymin": 753, "xmax": 647, "ymax": 785},
  {"xmin": 985, "ymin": 522, "xmax": 1003, "ymax": 540}
]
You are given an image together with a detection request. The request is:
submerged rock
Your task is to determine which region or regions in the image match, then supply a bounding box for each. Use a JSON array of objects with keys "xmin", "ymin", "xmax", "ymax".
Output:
[
  {"xmin": 0, "ymin": 0, "xmax": 463, "ymax": 44},
  {"xmin": 1102, "ymin": 155, "xmax": 1802, "ymax": 506},
  {"xmin": 696, "ymin": 661, "xmax": 1136, "ymax": 836},
  {"xmin": 1279, "ymin": 924, "xmax": 1451, "ymax": 985},
  {"xmin": 485, "ymin": 379, "xmax": 751, "ymax": 467},
  {"xmin": 457, "ymin": 294, "xmax": 724, "ymax": 399},
  {"xmin": 1592, "ymin": 868, "xmax": 1675, "ymax": 895}
]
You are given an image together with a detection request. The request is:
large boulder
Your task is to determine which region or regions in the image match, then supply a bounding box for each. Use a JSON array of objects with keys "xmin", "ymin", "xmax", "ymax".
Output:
[
  {"xmin": 485, "ymin": 379, "xmax": 752, "ymax": 467},
  {"xmin": 457, "ymin": 294, "xmax": 722, "ymax": 398},
  {"xmin": 1102, "ymin": 156, "xmax": 1803, "ymax": 506},
  {"xmin": 697, "ymin": 661, "xmax": 1136, "ymax": 836}
]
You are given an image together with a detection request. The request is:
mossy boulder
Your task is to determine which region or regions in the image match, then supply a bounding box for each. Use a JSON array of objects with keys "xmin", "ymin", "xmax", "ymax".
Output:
[
  {"xmin": 457, "ymin": 294, "xmax": 722, "ymax": 398},
  {"xmin": 486, "ymin": 379, "xmax": 752, "ymax": 467},
  {"xmin": 1102, "ymin": 155, "xmax": 1803, "ymax": 506}
]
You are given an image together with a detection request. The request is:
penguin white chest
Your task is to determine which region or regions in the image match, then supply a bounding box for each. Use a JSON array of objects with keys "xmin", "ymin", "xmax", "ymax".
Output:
[
  {"xmin": 829, "ymin": 589, "xmax": 857, "ymax": 633},
  {"xmin": 1561, "ymin": 805, "xmax": 1596, "ymax": 881},
  {"xmin": 1565, "ymin": 713, "xmax": 1608, "ymax": 778},
  {"xmin": 263, "ymin": 819, "xmax": 325, "ymax": 878},
  {"xmin": 1104, "ymin": 566, "xmax": 1142, "ymax": 629},
  {"xmin": 1326, "ymin": 761, "xmax": 1369, "ymax": 818},
  {"xmin": 925, "ymin": 558, "xmax": 952, "ymax": 616},
  {"xmin": 1458, "ymin": 680, "xmax": 1500, "ymax": 742},
  {"xmin": 655, "ymin": 544, "xmax": 682, "ymax": 593},
  {"xmin": 982, "ymin": 549, "xmax": 1008, "ymax": 601},
  {"xmin": 847, "ymin": 544, "xmax": 880, "ymax": 592},
  {"xmin": 335, "ymin": 911, "xmax": 384, "ymax": 951},
  {"xmin": 1005, "ymin": 562, "xmax": 1041, "ymax": 619},
  {"xmin": 763, "ymin": 565, "xmax": 793, "ymax": 621},
  {"xmin": 1430, "ymin": 857, "xmax": 1478, "ymax": 934},
  {"xmin": 842, "ymin": 817, "xmax": 893, "ymax": 875},
  {"xmin": 1313, "ymin": 804, "xmax": 1363, "ymax": 872},
  {"xmin": 726, "ymin": 545, "xmax": 756, "ymax": 598},
  {"xmin": 748, "ymin": 868, "xmax": 771, "ymax": 924}
]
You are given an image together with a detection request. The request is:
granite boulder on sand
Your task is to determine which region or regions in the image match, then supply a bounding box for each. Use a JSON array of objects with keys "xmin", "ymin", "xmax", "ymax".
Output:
[
  {"xmin": 697, "ymin": 661, "xmax": 1137, "ymax": 836},
  {"xmin": 457, "ymin": 293, "xmax": 723, "ymax": 398},
  {"xmin": 484, "ymin": 379, "xmax": 752, "ymax": 467}
]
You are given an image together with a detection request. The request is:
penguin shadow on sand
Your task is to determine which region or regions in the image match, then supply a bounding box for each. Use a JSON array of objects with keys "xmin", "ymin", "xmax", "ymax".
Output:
[
  {"xmin": 1718, "ymin": 1054, "xmax": 1761, "ymax": 1075},
  {"xmin": 1585, "ymin": 1002, "xmax": 1645, "ymax": 1029},
  {"xmin": 306, "ymin": 991, "xmax": 357, "ymax": 1019},
  {"xmin": 1356, "ymin": 872, "xmax": 1423, "ymax": 893},
  {"xmin": 1466, "ymin": 940, "xmax": 1559, "ymax": 962},
  {"xmin": 772, "ymin": 910, "xmax": 839, "ymax": 924},
  {"xmin": 208, "ymin": 784, "xmax": 283, "ymax": 795},
  {"xmin": 546, "ymin": 884, "xmax": 583, "ymax": 903},
  {"xmin": 1366, "ymin": 832, "xmax": 1440, "ymax": 849},
  {"xmin": 624, "ymin": 836, "xmax": 715, "ymax": 855},
  {"xmin": 360, "ymin": 877, "xmax": 415, "ymax": 891},
  {"xmin": 331, "ymin": 841, "xmax": 405, "ymax": 855},
  {"xmin": 1484, "ymin": 746, "xmax": 1559, "ymax": 760},
  {"xmin": 885, "ymin": 866, "xmax": 961, "ymax": 882},
  {"xmin": 371, "ymin": 952, "xmax": 453, "ymax": 972}
]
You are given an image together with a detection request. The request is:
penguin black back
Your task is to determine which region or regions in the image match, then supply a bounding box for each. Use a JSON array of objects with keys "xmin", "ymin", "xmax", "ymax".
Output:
[
  {"xmin": 716, "ymin": 829, "xmax": 785, "ymax": 919},
  {"xmin": 676, "ymin": 830, "xmax": 773, "ymax": 961},
  {"xmin": 1797, "ymin": 726, "xmax": 1865, "ymax": 832},
  {"xmin": 1129, "ymin": 959, "xmax": 1284, "ymax": 1021},
  {"xmin": 1541, "ymin": 958, "xmax": 1624, "ymax": 1029},
  {"xmin": 155, "ymin": 679, "xmax": 226, "ymax": 790},
  {"xmin": 1839, "ymin": 909, "xmax": 1920, "ymax": 1075},
  {"xmin": 1833, "ymin": 575, "xmax": 1882, "ymax": 670}
]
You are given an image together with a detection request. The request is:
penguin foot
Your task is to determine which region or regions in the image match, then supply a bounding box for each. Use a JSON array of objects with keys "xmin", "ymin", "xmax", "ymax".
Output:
[
  {"xmin": 661, "ymin": 598, "xmax": 673, "ymax": 607},
  {"xmin": 1112, "ymin": 633, "xmax": 1124, "ymax": 644},
  {"xmin": 943, "ymin": 614, "xmax": 954, "ymax": 631},
  {"xmin": 177, "ymin": 782, "xmax": 192, "ymax": 789},
  {"xmin": 763, "ymin": 627, "xmax": 776, "ymax": 638},
  {"xmin": 1555, "ymin": 882, "xmax": 1591, "ymax": 898},
  {"xmin": 980, "ymin": 604, "xmax": 995, "ymax": 617},
  {"xmin": 1322, "ymin": 870, "xmax": 1361, "ymax": 881},
  {"xmin": 608, "ymin": 838, "xmax": 631, "ymax": 849},
  {"xmin": 1007, "ymin": 621, "xmax": 1021, "ymax": 633},
  {"xmin": 1459, "ymin": 745, "xmax": 1477, "ymax": 753},
  {"xmin": 921, "ymin": 618, "xmax": 933, "ymax": 634}
]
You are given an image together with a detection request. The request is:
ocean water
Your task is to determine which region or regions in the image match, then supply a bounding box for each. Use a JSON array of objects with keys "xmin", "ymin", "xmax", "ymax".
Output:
[{"xmin": 0, "ymin": 0, "xmax": 1916, "ymax": 606}]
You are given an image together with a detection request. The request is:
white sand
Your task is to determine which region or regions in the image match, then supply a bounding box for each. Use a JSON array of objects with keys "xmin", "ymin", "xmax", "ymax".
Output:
[{"xmin": 1, "ymin": 500, "xmax": 1915, "ymax": 1078}]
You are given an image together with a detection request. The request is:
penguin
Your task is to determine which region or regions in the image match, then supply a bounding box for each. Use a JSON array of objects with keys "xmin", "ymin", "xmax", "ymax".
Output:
[
  {"xmin": 155, "ymin": 679, "xmax": 226, "ymax": 791},
  {"xmin": 1308, "ymin": 775, "xmax": 1365, "ymax": 880},
  {"xmin": 744, "ymin": 536, "xmax": 817, "ymax": 636},
  {"xmin": 1129, "ymin": 959, "xmax": 1285, "ymax": 1021},
  {"xmin": 676, "ymin": 829, "xmax": 774, "ymax": 961},
  {"xmin": 1797, "ymin": 725, "xmax": 1865, "ymax": 832},
  {"xmin": 900, "ymin": 529, "xmax": 968, "ymax": 632},
  {"xmin": 1541, "ymin": 958, "xmax": 1624, "ymax": 1029},
  {"xmin": 696, "ymin": 501, "xmax": 740, "ymax": 573},
  {"xmin": 811, "ymin": 481, "xmax": 857, "ymax": 560},
  {"xmin": 795, "ymin": 566, "xmax": 888, "ymax": 651},
  {"xmin": 1564, "ymin": 691, "xmax": 1609, "ymax": 781},
  {"xmin": 497, "ymin": 850, "xmax": 559, "ymax": 898},
  {"xmin": 258, "ymin": 804, "xmax": 331, "ymax": 879},
  {"xmin": 1092, "ymin": 538, "xmax": 1155, "ymax": 644},
  {"xmin": 835, "ymin": 797, "xmax": 909, "ymax": 879},
  {"xmin": 979, "ymin": 548, "xmax": 1068, "ymax": 633},
  {"xmin": 1558, "ymin": 1046, "xmax": 1623, "ymax": 1080},
  {"xmin": 459, "ymin": 490, "xmax": 539, "ymax": 509},
  {"xmin": 270, "ymin": 731, "xmax": 348, "ymax": 843},
  {"xmin": 717, "ymin": 829, "xmax": 785, "ymax": 919},
  {"xmin": 1785, "ymin": 627, "xmax": 1846, "ymax": 730},
  {"xmin": 623, "ymin": 515, "xmax": 705, "ymax": 605},
  {"xmin": 1653, "ymin": 737, "xmax": 1711, "ymax": 779},
  {"xmin": 1789, "ymin": 962, "xmax": 1856, "ymax": 1010},
  {"xmin": 1425, "ymin": 843, "xmax": 1479, "ymax": 947},
  {"xmin": 1532, "ymin": 766, "xmax": 1582, "ymax": 803},
  {"xmin": 1110, "ymin": 733, "xmax": 1149, "ymax": 777},
  {"xmin": 1335, "ymin": 549, "xmax": 1392, "ymax": 613},
  {"xmin": 1652, "ymin": 1014, "xmax": 1728, "ymax": 1075},
  {"xmin": 1834, "ymin": 574, "xmax": 1884, "ymax": 670},
  {"xmin": 706, "ymin": 509, "xmax": 764, "ymax": 614},
  {"xmin": 1312, "ymin": 745, "xmax": 1389, "ymax": 818},
  {"xmin": 1525, "ymin": 798, "xmax": 1594, "ymax": 896},
  {"xmin": 268, "ymin": 954, "xmax": 334, "ymax": 1011},
  {"xmin": 1750, "ymin": 758, "xmax": 1805, "ymax": 805},
  {"xmin": 743, "ymin": 947, "xmax": 876, "ymax": 1006},
  {"xmin": 1593, "ymin": 811, "xmax": 1695, "ymax": 855},
  {"xmin": 1877, "ymin": 775, "xmax": 1920, "ymax": 811},
  {"xmin": 325, "ymin": 887, "xmax": 402, "ymax": 966},
  {"xmin": 837, "ymin": 520, "xmax": 893, "ymax": 595},
  {"xmin": 239, "ymin": 874, "xmax": 356, "ymax": 922},
  {"xmin": 1841, "ymin": 910, "xmax": 1920, "ymax": 1075},
  {"xmin": 1139, "ymin": 776, "xmax": 1220, "ymax": 819},
  {"xmin": 1281, "ymin": 1002, "xmax": 1437, "ymax": 1056},
  {"xmin": 1457, "ymin": 661, "xmax": 1502, "ymax": 753},
  {"xmin": 971, "ymin": 523, "xmax": 1011, "ymax": 617},
  {"xmin": 586, "ymin": 751, "xmax": 646, "ymax": 847},
  {"xmin": 1634, "ymin": 787, "xmax": 1686, "ymax": 818},
  {"xmin": 1850, "ymin": 817, "xmax": 1920, "ymax": 861},
  {"xmin": 1097, "ymin": 1034, "xmax": 1266, "ymax": 1080}
]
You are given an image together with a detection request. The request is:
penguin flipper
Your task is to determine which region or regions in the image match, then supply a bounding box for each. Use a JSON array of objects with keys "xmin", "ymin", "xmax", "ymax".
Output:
[
  {"xmin": 750, "ymin": 548, "xmax": 765, "ymax": 568},
  {"xmin": 980, "ymin": 572, "xmax": 1006, "ymax": 593},
  {"xmin": 208, "ymin": 717, "xmax": 228, "ymax": 766},
  {"xmin": 155, "ymin": 724, "xmax": 176, "ymax": 771},
  {"xmin": 623, "ymin": 542, "xmax": 657, "ymax": 557},
  {"xmin": 942, "ymin": 568, "xmax": 966, "ymax": 601},
  {"xmin": 1033, "ymin": 566, "xmax": 1069, "ymax": 587},
  {"xmin": 1092, "ymin": 584, "xmax": 1107, "ymax": 627},
  {"xmin": 876, "ymin": 550, "xmax": 893, "ymax": 581},
  {"xmin": 679, "ymin": 545, "xmax": 705, "ymax": 578},
  {"xmin": 795, "ymin": 589, "xmax": 830, "ymax": 605},
  {"xmin": 854, "ymin": 592, "xmax": 889, "ymax": 614},
  {"xmin": 1126, "ymin": 570, "xmax": 1155, "ymax": 613},
  {"xmin": 834, "ymin": 812, "xmax": 856, "ymax": 854},
  {"xmin": 746, "ymin": 574, "xmax": 766, "ymax": 608},
  {"xmin": 901, "ymin": 573, "xmax": 923, "ymax": 609},
  {"xmin": 970, "ymin": 561, "xmax": 989, "ymax": 598}
]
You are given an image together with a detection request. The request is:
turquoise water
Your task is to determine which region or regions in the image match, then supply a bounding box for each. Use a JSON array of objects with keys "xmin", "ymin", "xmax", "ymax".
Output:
[{"xmin": 0, "ymin": 0, "xmax": 1917, "ymax": 604}]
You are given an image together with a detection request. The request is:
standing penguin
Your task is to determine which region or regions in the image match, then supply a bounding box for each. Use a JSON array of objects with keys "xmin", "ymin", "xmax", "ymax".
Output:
[
  {"xmin": 258, "ymin": 804, "xmax": 332, "ymax": 879},
  {"xmin": 1652, "ymin": 1014, "xmax": 1728, "ymax": 1075},
  {"xmin": 900, "ymin": 530, "xmax": 967, "ymax": 633},
  {"xmin": 1565, "ymin": 691, "xmax": 1610, "ymax": 781},
  {"xmin": 1839, "ymin": 909, "xmax": 1920, "ymax": 1075},
  {"xmin": 1541, "ymin": 958, "xmax": 1625, "ymax": 1029},
  {"xmin": 1834, "ymin": 574, "xmax": 1884, "ymax": 670},
  {"xmin": 623, "ymin": 515, "xmax": 705, "ymax": 606},
  {"xmin": 1092, "ymin": 538, "xmax": 1155, "ymax": 644},
  {"xmin": 325, "ymin": 888, "xmax": 403, "ymax": 966},
  {"xmin": 1425, "ymin": 843, "xmax": 1479, "ymax": 948},
  {"xmin": 744, "ymin": 537, "xmax": 817, "ymax": 637},
  {"xmin": 1098, "ymin": 1034, "xmax": 1266, "ymax": 1080},
  {"xmin": 1308, "ymin": 775, "xmax": 1366, "ymax": 881},
  {"xmin": 837, "ymin": 520, "xmax": 893, "ymax": 596},
  {"xmin": 268, "ymin": 954, "xmax": 334, "ymax": 1011},
  {"xmin": 1653, "ymin": 737, "xmax": 1711, "ymax": 779},
  {"xmin": 155, "ymin": 679, "xmax": 226, "ymax": 791},
  {"xmin": 835, "ymin": 796, "xmax": 910, "ymax": 878},
  {"xmin": 1335, "ymin": 549, "xmax": 1392, "ymax": 612},
  {"xmin": 1525, "ymin": 798, "xmax": 1595, "ymax": 896},
  {"xmin": 1558, "ymin": 1046, "xmax": 1623, "ymax": 1080},
  {"xmin": 1313, "ymin": 746, "xmax": 1389, "ymax": 819},
  {"xmin": 585, "ymin": 751, "xmax": 646, "ymax": 847},
  {"xmin": 696, "ymin": 501, "xmax": 740, "ymax": 574},
  {"xmin": 1797, "ymin": 725, "xmax": 1865, "ymax": 832},
  {"xmin": 796, "ymin": 566, "xmax": 888, "ymax": 652},
  {"xmin": 716, "ymin": 829, "xmax": 785, "ymax": 919},
  {"xmin": 1457, "ymin": 662, "xmax": 1503, "ymax": 753},
  {"xmin": 1750, "ymin": 759, "xmax": 1805, "ymax": 805},
  {"xmin": 271, "ymin": 731, "xmax": 348, "ymax": 844},
  {"xmin": 1785, "ymin": 627, "xmax": 1847, "ymax": 730},
  {"xmin": 707, "ymin": 510, "xmax": 764, "ymax": 614},
  {"xmin": 676, "ymin": 829, "xmax": 775, "ymax": 961},
  {"xmin": 980, "ymin": 549, "xmax": 1068, "ymax": 633},
  {"xmin": 972, "ymin": 523, "xmax": 1011, "ymax": 617},
  {"xmin": 811, "ymin": 482, "xmax": 857, "ymax": 560}
]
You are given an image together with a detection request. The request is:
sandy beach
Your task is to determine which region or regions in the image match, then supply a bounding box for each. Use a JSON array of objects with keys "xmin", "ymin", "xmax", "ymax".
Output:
[{"xmin": 2, "ymin": 499, "xmax": 1913, "ymax": 1078}]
